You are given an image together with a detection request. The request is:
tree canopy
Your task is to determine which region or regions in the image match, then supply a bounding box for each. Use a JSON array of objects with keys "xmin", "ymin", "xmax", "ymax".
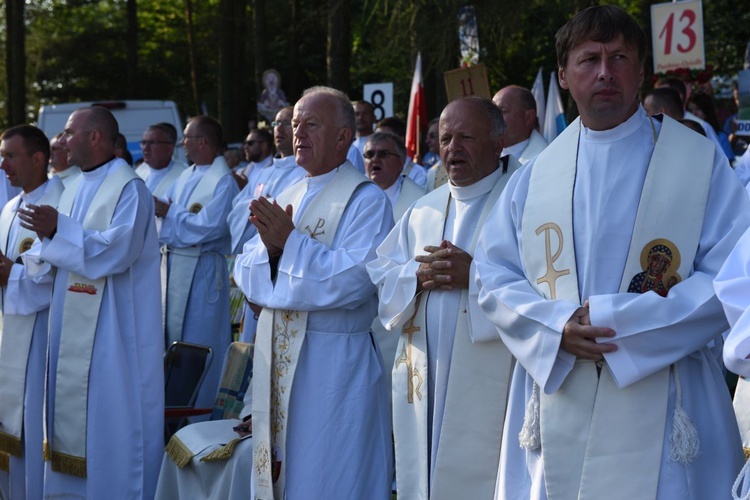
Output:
[{"xmin": 1, "ymin": 0, "xmax": 748, "ymax": 141}]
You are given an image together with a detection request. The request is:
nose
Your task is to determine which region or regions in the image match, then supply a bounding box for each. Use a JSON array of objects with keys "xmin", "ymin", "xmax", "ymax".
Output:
[{"xmin": 597, "ymin": 59, "xmax": 615, "ymax": 81}]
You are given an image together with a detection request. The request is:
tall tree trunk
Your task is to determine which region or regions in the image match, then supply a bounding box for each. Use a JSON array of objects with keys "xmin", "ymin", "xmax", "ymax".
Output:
[
  {"xmin": 6, "ymin": 0, "xmax": 25, "ymax": 126},
  {"xmin": 184, "ymin": 0, "xmax": 201, "ymax": 115},
  {"xmin": 126, "ymin": 0, "xmax": 139, "ymax": 98},
  {"xmin": 219, "ymin": 0, "xmax": 248, "ymax": 141},
  {"xmin": 326, "ymin": 0, "xmax": 351, "ymax": 93},
  {"xmin": 289, "ymin": 0, "xmax": 300, "ymax": 100},
  {"xmin": 253, "ymin": 0, "xmax": 267, "ymax": 121}
]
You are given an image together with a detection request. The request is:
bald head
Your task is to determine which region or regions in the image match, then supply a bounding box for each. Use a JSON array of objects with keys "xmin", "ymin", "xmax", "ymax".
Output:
[
  {"xmin": 58, "ymin": 107, "xmax": 120, "ymax": 170},
  {"xmin": 643, "ymin": 87, "xmax": 683, "ymax": 120},
  {"xmin": 85, "ymin": 107, "xmax": 119, "ymax": 146},
  {"xmin": 492, "ymin": 85, "xmax": 537, "ymax": 147}
]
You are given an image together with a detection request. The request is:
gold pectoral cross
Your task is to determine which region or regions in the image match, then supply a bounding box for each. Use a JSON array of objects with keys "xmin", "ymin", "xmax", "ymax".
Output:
[
  {"xmin": 535, "ymin": 222, "xmax": 570, "ymax": 300},
  {"xmin": 394, "ymin": 297, "xmax": 424, "ymax": 403},
  {"xmin": 305, "ymin": 218, "xmax": 325, "ymax": 239}
]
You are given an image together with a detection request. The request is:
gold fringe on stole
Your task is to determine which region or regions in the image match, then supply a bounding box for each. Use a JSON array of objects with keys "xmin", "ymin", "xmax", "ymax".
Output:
[
  {"xmin": 50, "ymin": 451, "xmax": 87, "ymax": 478},
  {"xmin": 200, "ymin": 438, "xmax": 242, "ymax": 463},
  {"xmin": 165, "ymin": 435, "xmax": 194, "ymax": 469},
  {"xmin": 43, "ymin": 440, "xmax": 50, "ymax": 461},
  {"xmin": 0, "ymin": 451, "xmax": 9, "ymax": 472},
  {"xmin": 0, "ymin": 430, "xmax": 22, "ymax": 457},
  {"xmin": 744, "ymin": 447, "xmax": 750, "ymax": 461}
]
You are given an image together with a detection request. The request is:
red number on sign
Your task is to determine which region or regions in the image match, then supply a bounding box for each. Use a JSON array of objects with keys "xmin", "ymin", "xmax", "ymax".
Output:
[
  {"xmin": 460, "ymin": 78, "xmax": 475, "ymax": 96},
  {"xmin": 658, "ymin": 8, "xmax": 698, "ymax": 56},
  {"xmin": 677, "ymin": 9, "xmax": 696, "ymax": 53}
]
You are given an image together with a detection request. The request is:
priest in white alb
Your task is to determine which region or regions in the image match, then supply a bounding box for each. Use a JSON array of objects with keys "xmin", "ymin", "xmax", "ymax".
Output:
[
  {"xmin": 368, "ymin": 97, "xmax": 519, "ymax": 500},
  {"xmin": 156, "ymin": 115, "xmax": 238, "ymax": 409},
  {"xmin": 18, "ymin": 106, "xmax": 164, "ymax": 498},
  {"xmin": 0, "ymin": 125, "xmax": 64, "ymax": 500},
  {"xmin": 135, "ymin": 122, "xmax": 186, "ymax": 198},
  {"xmin": 473, "ymin": 6, "xmax": 749, "ymax": 499},
  {"xmin": 235, "ymin": 86, "xmax": 393, "ymax": 499}
]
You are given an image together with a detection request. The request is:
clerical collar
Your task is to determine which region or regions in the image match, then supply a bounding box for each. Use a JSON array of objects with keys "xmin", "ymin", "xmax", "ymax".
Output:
[
  {"xmin": 21, "ymin": 180, "xmax": 47, "ymax": 205},
  {"xmin": 449, "ymin": 163, "xmax": 504, "ymax": 201},
  {"xmin": 580, "ymin": 105, "xmax": 647, "ymax": 143},
  {"xmin": 82, "ymin": 156, "xmax": 116, "ymax": 173},
  {"xmin": 305, "ymin": 165, "xmax": 339, "ymax": 186},
  {"xmin": 502, "ymin": 138, "xmax": 529, "ymax": 159}
]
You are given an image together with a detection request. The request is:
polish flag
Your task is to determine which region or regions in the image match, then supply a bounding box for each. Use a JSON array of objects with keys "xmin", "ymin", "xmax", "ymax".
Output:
[{"xmin": 406, "ymin": 52, "xmax": 428, "ymax": 161}]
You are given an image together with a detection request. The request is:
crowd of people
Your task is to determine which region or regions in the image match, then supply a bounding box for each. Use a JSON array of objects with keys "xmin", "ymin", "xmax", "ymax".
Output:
[{"xmin": 4, "ymin": 5, "xmax": 750, "ymax": 500}]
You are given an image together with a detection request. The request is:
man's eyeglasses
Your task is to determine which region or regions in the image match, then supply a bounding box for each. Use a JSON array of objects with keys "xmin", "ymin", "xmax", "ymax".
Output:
[
  {"xmin": 363, "ymin": 149, "xmax": 400, "ymax": 160},
  {"xmin": 271, "ymin": 120, "xmax": 291, "ymax": 128},
  {"xmin": 139, "ymin": 140, "xmax": 173, "ymax": 147}
]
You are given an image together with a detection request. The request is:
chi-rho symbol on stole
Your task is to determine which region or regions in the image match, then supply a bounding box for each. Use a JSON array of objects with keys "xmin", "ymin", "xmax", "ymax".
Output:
[
  {"xmin": 535, "ymin": 222, "xmax": 570, "ymax": 300},
  {"xmin": 395, "ymin": 295, "xmax": 424, "ymax": 404}
]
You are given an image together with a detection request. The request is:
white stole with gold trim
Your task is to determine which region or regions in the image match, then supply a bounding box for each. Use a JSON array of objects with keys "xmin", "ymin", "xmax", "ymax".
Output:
[
  {"xmin": 46, "ymin": 162, "xmax": 138, "ymax": 478},
  {"xmin": 521, "ymin": 115, "xmax": 712, "ymax": 500},
  {"xmin": 392, "ymin": 158, "xmax": 519, "ymax": 500},
  {"xmin": 165, "ymin": 156, "xmax": 230, "ymax": 345},
  {"xmin": 252, "ymin": 163, "xmax": 367, "ymax": 499},
  {"xmin": 0, "ymin": 181, "xmax": 64, "ymax": 457}
]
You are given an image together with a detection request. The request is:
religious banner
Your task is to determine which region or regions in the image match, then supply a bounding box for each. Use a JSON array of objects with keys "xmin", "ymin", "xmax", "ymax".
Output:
[
  {"xmin": 443, "ymin": 64, "xmax": 490, "ymax": 102},
  {"xmin": 651, "ymin": 0, "xmax": 705, "ymax": 74},
  {"xmin": 737, "ymin": 70, "xmax": 750, "ymax": 137}
]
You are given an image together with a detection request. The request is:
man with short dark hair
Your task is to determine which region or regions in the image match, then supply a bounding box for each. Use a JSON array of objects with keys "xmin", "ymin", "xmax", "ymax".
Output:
[
  {"xmin": 475, "ymin": 6, "xmax": 749, "ymax": 498},
  {"xmin": 156, "ymin": 115, "xmax": 238, "ymax": 410},
  {"xmin": 235, "ymin": 86, "xmax": 393, "ymax": 499},
  {"xmin": 136, "ymin": 122, "xmax": 186, "ymax": 198},
  {"xmin": 234, "ymin": 127, "xmax": 275, "ymax": 190},
  {"xmin": 18, "ymin": 106, "xmax": 164, "ymax": 498},
  {"xmin": 353, "ymin": 100, "xmax": 376, "ymax": 154},
  {"xmin": 369, "ymin": 96, "xmax": 519, "ymax": 499},
  {"xmin": 643, "ymin": 87, "xmax": 684, "ymax": 120},
  {"xmin": 493, "ymin": 85, "xmax": 548, "ymax": 164},
  {"xmin": 0, "ymin": 125, "xmax": 63, "ymax": 500}
]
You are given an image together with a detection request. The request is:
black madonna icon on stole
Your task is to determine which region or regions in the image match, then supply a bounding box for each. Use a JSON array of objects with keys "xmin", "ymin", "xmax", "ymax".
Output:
[{"xmin": 627, "ymin": 238, "xmax": 682, "ymax": 297}]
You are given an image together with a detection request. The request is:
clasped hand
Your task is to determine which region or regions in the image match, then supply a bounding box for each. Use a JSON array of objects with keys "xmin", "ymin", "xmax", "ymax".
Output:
[
  {"xmin": 415, "ymin": 240, "xmax": 471, "ymax": 291},
  {"xmin": 249, "ymin": 196, "xmax": 294, "ymax": 257},
  {"xmin": 561, "ymin": 301, "xmax": 617, "ymax": 361}
]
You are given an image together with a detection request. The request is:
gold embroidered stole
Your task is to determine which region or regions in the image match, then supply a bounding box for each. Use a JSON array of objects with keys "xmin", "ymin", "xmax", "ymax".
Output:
[
  {"xmin": 47, "ymin": 162, "xmax": 138, "ymax": 477},
  {"xmin": 521, "ymin": 115, "xmax": 712, "ymax": 499},
  {"xmin": 0, "ymin": 181, "xmax": 64, "ymax": 456},
  {"xmin": 165, "ymin": 156, "xmax": 230, "ymax": 345},
  {"xmin": 393, "ymin": 159, "xmax": 518, "ymax": 500},
  {"xmin": 252, "ymin": 163, "xmax": 367, "ymax": 499}
]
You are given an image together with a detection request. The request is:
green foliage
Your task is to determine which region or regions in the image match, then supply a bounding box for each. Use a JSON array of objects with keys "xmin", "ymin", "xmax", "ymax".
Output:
[{"xmin": 0, "ymin": 0, "xmax": 748, "ymax": 130}]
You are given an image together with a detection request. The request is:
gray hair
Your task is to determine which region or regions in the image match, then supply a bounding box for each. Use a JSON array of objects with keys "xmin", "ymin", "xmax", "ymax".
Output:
[
  {"xmin": 301, "ymin": 86, "xmax": 356, "ymax": 134},
  {"xmin": 365, "ymin": 131, "xmax": 406, "ymax": 162},
  {"xmin": 447, "ymin": 96, "xmax": 506, "ymax": 141}
]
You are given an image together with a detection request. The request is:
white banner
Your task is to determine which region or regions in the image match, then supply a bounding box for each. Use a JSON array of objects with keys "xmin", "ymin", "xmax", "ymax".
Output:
[{"xmin": 651, "ymin": 0, "xmax": 705, "ymax": 74}]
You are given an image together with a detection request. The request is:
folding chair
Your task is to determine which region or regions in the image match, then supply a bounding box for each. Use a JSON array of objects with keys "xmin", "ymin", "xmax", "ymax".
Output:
[{"xmin": 163, "ymin": 341, "xmax": 213, "ymax": 441}]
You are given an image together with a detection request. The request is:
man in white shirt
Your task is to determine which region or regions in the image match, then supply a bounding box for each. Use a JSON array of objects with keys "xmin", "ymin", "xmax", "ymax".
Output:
[
  {"xmin": 352, "ymin": 100, "xmax": 376, "ymax": 154},
  {"xmin": 155, "ymin": 115, "xmax": 238, "ymax": 409},
  {"xmin": 235, "ymin": 86, "xmax": 393, "ymax": 499},
  {"xmin": 18, "ymin": 106, "xmax": 163, "ymax": 498},
  {"xmin": 0, "ymin": 125, "xmax": 63, "ymax": 500},
  {"xmin": 493, "ymin": 85, "xmax": 548, "ymax": 164},
  {"xmin": 474, "ymin": 6, "xmax": 749, "ymax": 499},
  {"xmin": 368, "ymin": 97, "xmax": 518, "ymax": 499},
  {"xmin": 135, "ymin": 122, "xmax": 186, "ymax": 198},
  {"xmin": 48, "ymin": 132, "xmax": 81, "ymax": 188},
  {"xmin": 234, "ymin": 128, "xmax": 275, "ymax": 190}
]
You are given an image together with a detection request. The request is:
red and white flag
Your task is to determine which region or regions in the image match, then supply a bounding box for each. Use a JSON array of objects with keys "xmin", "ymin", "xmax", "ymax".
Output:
[{"xmin": 406, "ymin": 52, "xmax": 428, "ymax": 161}]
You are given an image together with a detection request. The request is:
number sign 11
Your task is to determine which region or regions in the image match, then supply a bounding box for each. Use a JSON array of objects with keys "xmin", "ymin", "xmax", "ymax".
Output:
[{"xmin": 651, "ymin": 0, "xmax": 705, "ymax": 73}]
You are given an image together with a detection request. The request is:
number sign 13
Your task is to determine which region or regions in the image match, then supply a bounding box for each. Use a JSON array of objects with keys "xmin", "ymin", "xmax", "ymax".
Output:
[{"xmin": 651, "ymin": 0, "xmax": 705, "ymax": 73}]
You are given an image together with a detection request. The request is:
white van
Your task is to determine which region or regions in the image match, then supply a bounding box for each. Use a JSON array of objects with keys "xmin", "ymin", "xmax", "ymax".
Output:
[{"xmin": 37, "ymin": 100, "xmax": 185, "ymax": 164}]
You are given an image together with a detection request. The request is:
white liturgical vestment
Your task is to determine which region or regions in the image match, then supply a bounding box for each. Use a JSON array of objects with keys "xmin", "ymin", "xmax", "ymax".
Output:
[
  {"xmin": 474, "ymin": 107, "xmax": 749, "ymax": 500},
  {"xmin": 234, "ymin": 164, "xmax": 393, "ymax": 499},
  {"xmin": 22, "ymin": 159, "xmax": 164, "ymax": 499}
]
